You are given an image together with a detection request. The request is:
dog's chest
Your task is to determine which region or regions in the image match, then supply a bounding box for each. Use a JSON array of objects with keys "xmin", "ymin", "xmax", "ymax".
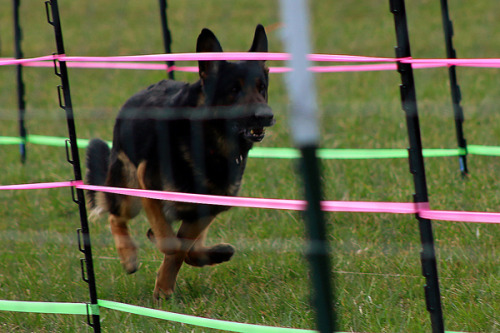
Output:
[
  {"xmin": 175, "ymin": 138, "xmax": 247, "ymax": 196},
  {"xmin": 162, "ymin": 141, "xmax": 246, "ymax": 221}
]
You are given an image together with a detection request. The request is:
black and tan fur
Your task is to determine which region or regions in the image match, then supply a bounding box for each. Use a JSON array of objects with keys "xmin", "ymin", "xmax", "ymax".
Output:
[{"xmin": 85, "ymin": 25, "xmax": 274, "ymax": 299}]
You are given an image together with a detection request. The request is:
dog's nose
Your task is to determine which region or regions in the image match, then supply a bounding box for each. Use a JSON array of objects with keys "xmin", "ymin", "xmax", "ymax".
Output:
[{"xmin": 255, "ymin": 105, "xmax": 275, "ymax": 126}]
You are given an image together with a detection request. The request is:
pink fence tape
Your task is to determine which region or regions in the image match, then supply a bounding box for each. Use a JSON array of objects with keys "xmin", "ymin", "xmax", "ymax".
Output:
[
  {"xmin": 0, "ymin": 181, "xmax": 81, "ymax": 190},
  {"xmin": 0, "ymin": 55, "xmax": 56, "ymax": 66},
  {"xmin": 79, "ymin": 184, "xmax": 427, "ymax": 214},
  {"xmin": 4, "ymin": 59, "xmax": 487, "ymax": 74},
  {"xmin": 2, "ymin": 54, "xmax": 500, "ymax": 73},
  {"xmin": 22, "ymin": 61, "xmax": 199, "ymax": 73},
  {"xmin": 400, "ymin": 58, "xmax": 500, "ymax": 67},
  {"xmin": 79, "ymin": 184, "xmax": 308, "ymax": 211},
  {"xmin": 59, "ymin": 53, "xmax": 398, "ymax": 63},
  {"xmin": 21, "ymin": 61, "xmax": 387, "ymax": 73},
  {"xmin": 1, "ymin": 181, "xmax": 499, "ymax": 224},
  {"xmin": 0, "ymin": 54, "xmax": 391, "ymax": 66},
  {"xmin": 419, "ymin": 210, "xmax": 500, "ymax": 224}
]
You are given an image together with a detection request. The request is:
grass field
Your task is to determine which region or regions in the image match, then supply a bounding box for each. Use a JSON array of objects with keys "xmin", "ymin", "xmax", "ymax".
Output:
[{"xmin": 0, "ymin": 0, "xmax": 499, "ymax": 332}]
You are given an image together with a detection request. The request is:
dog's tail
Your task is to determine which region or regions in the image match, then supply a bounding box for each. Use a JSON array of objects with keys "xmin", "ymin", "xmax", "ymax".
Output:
[{"xmin": 85, "ymin": 138, "xmax": 110, "ymax": 214}]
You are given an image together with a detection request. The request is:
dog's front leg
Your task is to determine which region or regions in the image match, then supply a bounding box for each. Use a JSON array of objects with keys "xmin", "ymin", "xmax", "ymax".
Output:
[
  {"xmin": 153, "ymin": 216, "xmax": 215, "ymax": 300},
  {"xmin": 184, "ymin": 227, "xmax": 235, "ymax": 267},
  {"xmin": 154, "ymin": 252, "xmax": 185, "ymax": 300},
  {"xmin": 137, "ymin": 161, "xmax": 182, "ymax": 254},
  {"xmin": 141, "ymin": 197, "xmax": 182, "ymax": 254}
]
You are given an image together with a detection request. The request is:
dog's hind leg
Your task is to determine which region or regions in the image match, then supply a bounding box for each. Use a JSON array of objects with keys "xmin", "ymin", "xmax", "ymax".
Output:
[
  {"xmin": 184, "ymin": 227, "xmax": 235, "ymax": 267},
  {"xmin": 105, "ymin": 154, "xmax": 142, "ymax": 274},
  {"xmin": 109, "ymin": 213, "xmax": 138, "ymax": 274}
]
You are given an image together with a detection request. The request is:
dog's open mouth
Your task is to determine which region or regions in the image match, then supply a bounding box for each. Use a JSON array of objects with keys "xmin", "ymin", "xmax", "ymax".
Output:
[{"xmin": 245, "ymin": 127, "xmax": 266, "ymax": 142}]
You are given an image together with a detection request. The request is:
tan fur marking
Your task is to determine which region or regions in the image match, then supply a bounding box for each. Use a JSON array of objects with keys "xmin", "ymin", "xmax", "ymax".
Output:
[
  {"xmin": 117, "ymin": 151, "xmax": 140, "ymax": 189},
  {"xmin": 109, "ymin": 214, "xmax": 138, "ymax": 273},
  {"xmin": 116, "ymin": 152, "xmax": 142, "ymax": 219},
  {"xmin": 137, "ymin": 161, "xmax": 182, "ymax": 255}
]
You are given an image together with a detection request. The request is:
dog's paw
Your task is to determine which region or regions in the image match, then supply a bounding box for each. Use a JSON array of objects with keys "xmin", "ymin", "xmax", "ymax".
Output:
[
  {"xmin": 118, "ymin": 246, "xmax": 139, "ymax": 274},
  {"xmin": 153, "ymin": 286, "xmax": 174, "ymax": 301},
  {"xmin": 123, "ymin": 260, "xmax": 139, "ymax": 274},
  {"xmin": 185, "ymin": 243, "xmax": 235, "ymax": 267},
  {"xmin": 209, "ymin": 243, "xmax": 235, "ymax": 264},
  {"xmin": 153, "ymin": 271, "xmax": 176, "ymax": 301}
]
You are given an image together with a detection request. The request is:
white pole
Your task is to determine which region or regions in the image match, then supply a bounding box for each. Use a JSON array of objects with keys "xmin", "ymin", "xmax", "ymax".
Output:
[{"xmin": 280, "ymin": 0, "xmax": 320, "ymax": 147}]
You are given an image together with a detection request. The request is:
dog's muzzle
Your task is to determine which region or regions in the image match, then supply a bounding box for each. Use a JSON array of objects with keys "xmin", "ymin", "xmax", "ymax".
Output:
[{"xmin": 244, "ymin": 105, "xmax": 275, "ymax": 142}]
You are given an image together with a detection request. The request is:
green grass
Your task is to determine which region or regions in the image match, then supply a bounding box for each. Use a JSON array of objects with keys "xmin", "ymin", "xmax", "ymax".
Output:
[{"xmin": 0, "ymin": 0, "xmax": 499, "ymax": 332}]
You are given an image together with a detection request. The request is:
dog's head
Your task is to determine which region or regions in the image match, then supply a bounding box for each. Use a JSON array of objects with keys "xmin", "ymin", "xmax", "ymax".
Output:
[{"xmin": 196, "ymin": 24, "xmax": 275, "ymax": 143}]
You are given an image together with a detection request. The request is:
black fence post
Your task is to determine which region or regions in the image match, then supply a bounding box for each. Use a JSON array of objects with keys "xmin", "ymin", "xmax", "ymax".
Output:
[
  {"xmin": 299, "ymin": 146, "xmax": 336, "ymax": 333},
  {"xmin": 13, "ymin": 0, "xmax": 27, "ymax": 163},
  {"xmin": 158, "ymin": 0, "xmax": 174, "ymax": 79},
  {"xmin": 439, "ymin": 0, "xmax": 468, "ymax": 176},
  {"xmin": 389, "ymin": 0, "xmax": 445, "ymax": 332},
  {"xmin": 44, "ymin": 0, "xmax": 101, "ymax": 331}
]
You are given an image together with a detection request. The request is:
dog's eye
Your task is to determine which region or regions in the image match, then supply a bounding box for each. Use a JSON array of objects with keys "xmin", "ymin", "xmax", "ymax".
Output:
[
  {"xmin": 259, "ymin": 84, "xmax": 267, "ymax": 97},
  {"xmin": 231, "ymin": 84, "xmax": 241, "ymax": 95}
]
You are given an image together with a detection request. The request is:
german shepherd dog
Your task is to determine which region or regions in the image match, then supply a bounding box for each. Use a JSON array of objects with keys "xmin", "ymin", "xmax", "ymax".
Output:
[{"xmin": 85, "ymin": 24, "xmax": 274, "ymax": 299}]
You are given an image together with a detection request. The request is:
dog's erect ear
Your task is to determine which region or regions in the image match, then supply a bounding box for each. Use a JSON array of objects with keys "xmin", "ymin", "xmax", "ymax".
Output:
[
  {"xmin": 197, "ymin": 28, "xmax": 224, "ymax": 79},
  {"xmin": 249, "ymin": 24, "xmax": 268, "ymax": 54}
]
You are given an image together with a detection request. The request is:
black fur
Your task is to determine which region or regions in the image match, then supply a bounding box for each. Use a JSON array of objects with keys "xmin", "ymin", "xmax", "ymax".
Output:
[
  {"xmin": 85, "ymin": 138, "xmax": 110, "ymax": 208},
  {"xmin": 84, "ymin": 24, "xmax": 274, "ymax": 299}
]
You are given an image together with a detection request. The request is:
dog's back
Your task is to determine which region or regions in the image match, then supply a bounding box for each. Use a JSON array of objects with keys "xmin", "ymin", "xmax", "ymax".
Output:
[{"xmin": 120, "ymin": 79, "xmax": 195, "ymax": 110}]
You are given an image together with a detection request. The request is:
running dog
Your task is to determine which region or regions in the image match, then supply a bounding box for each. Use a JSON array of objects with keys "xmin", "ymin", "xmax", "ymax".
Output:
[{"xmin": 85, "ymin": 24, "xmax": 274, "ymax": 299}]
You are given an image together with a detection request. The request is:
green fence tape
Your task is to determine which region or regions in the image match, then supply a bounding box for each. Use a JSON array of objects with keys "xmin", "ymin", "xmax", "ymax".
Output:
[
  {"xmin": 97, "ymin": 299, "xmax": 316, "ymax": 333},
  {"xmin": 26, "ymin": 134, "xmax": 96, "ymax": 148},
  {"xmin": 0, "ymin": 299, "xmax": 96, "ymax": 315},
  {"xmin": 248, "ymin": 147, "xmax": 410, "ymax": 159},
  {"xmin": 467, "ymin": 144, "xmax": 500, "ymax": 156},
  {"xmin": 249, "ymin": 147, "xmax": 301, "ymax": 159},
  {"xmin": 0, "ymin": 298, "xmax": 473, "ymax": 332},
  {"xmin": 0, "ymin": 136, "xmax": 24, "ymax": 145},
  {"xmin": 1, "ymin": 135, "xmax": 499, "ymax": 159},
  {"xmin": 250, "ymin": 147, "xmax": 465, "ymax": 159}
]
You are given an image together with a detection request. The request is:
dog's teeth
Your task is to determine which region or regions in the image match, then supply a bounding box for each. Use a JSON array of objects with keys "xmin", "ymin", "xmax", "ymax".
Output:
[{"xmin": 235, "ymin": 155, "xmax": 243, "ymax": 165}]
